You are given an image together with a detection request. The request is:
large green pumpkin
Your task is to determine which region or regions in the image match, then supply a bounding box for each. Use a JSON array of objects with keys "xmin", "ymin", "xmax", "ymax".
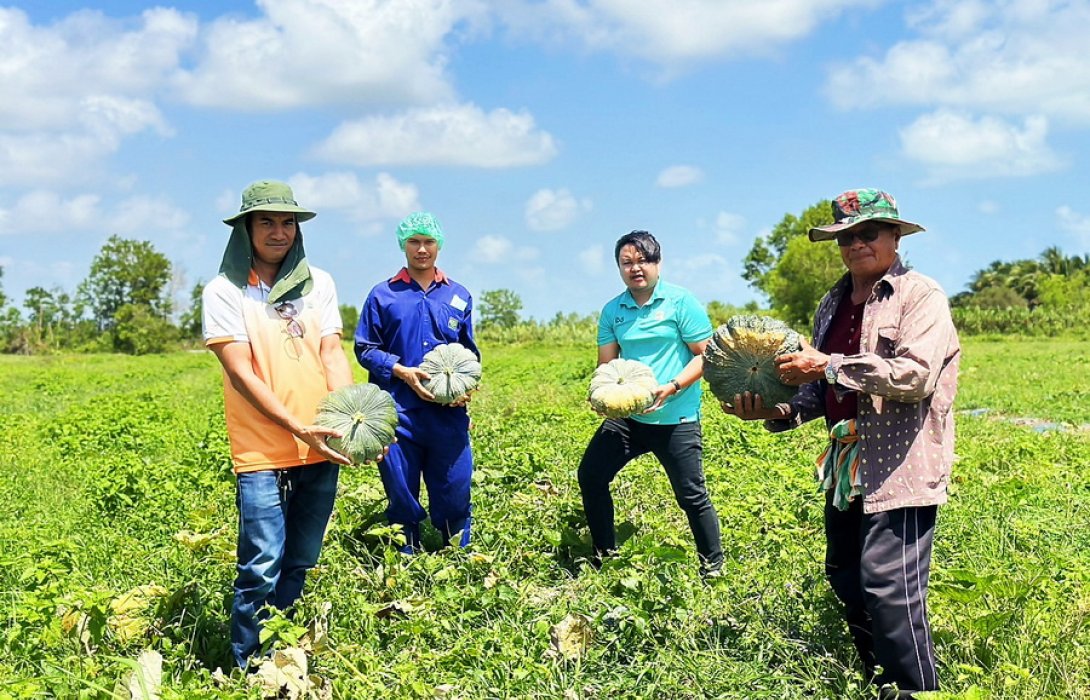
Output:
[
  {"xmin": 419, "ymin": 342, "xmax": 482, "ymax": 404},
  {"xmin": 703, "ymin": 315, "xmax": 802, "ymax": 406},
  {"xmin": 588, "ymin": 358, "xmax": 659, "ymax": 418},
  {"xmin": 314, "ymin": 383, "xmax": 399, "ymax": 464}
]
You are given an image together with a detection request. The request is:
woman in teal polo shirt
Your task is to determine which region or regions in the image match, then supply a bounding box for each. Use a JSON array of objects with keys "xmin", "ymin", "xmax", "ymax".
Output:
[{"xmin": 578, "ymin": 230, "xmax": 724, "ymax": 577}]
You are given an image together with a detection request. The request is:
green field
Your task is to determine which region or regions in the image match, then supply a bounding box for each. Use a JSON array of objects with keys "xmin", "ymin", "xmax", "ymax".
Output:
[{"xmin": 2, "ymin": 338, "xmax": 1089, "ymax": 699}]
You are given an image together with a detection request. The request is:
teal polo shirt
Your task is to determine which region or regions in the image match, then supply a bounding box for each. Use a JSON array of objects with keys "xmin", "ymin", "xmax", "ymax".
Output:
[{"xmin": 597, "ymin": 280, "xmax": 713, "ymax": 425}]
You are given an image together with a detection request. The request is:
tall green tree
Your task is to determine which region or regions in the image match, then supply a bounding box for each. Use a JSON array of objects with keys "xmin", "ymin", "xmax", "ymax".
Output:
[
  {"xmin": 79, "ymin": 235, "xmax": 173, "ymax": 330},
  {"xmin": 113, "ymin": 303, "xmax": 177, "ymax": 355},
  {"xmin": 764, "ymin": 235, "xmax": 845, "ymax": 327},
  {"xmin": 178, "ymin": 281, "xmax": 205, "ymax": 340},
  {"xmin": 742, "ymin": 200, "xmax": 842, "ymax": 327},
  {"xmin": 743, "ymin": 200, "xmax": 833, "ymax": 294},
  {"xmin": 339, "ymin": 303, "xmax": 359, "ymax": 335},
  {"xmin": 478, "ymin": 289, "xmax": 523, "ymax": 329},
  {"xmin": 0, "ymin": 267, "xmax": 24, "ymax": 352}
]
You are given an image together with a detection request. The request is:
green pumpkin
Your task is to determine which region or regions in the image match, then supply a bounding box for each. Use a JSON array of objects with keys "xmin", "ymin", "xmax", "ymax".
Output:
[
  {"xmin": 420, "ymin": 343, "xmax": 482, "ymax": 404},
  {"xmin": 703, "ymin": 315, "xmax": 801, "ymax": 406},
  {"xmin": 315, "ymin": 383, "xmax": 399, "ymax": 464},
  {"xmin": 588, "ymin": 358, "xmax": 659, "ymax": 418}
]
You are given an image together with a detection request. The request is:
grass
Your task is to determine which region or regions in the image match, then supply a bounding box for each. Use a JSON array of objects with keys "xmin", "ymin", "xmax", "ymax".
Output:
[{"xmin": 0, "ymin": 338, "xmax": 1088, "ymax": 698}]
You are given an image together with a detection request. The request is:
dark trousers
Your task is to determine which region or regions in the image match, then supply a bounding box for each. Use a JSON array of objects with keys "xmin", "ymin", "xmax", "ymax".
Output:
[
  {"xmin": 825, "ymin": 494, "xmax": 938, "ymax": 696},
  {"xmin": 577, "ymin": 418, "xmax": 723, "ymax": 570}
]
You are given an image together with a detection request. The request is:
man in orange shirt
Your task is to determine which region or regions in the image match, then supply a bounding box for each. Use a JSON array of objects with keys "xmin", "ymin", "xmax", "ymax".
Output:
[{"xmin": 203, "ymin": 180, "xmax": 354, "ymax": 668}]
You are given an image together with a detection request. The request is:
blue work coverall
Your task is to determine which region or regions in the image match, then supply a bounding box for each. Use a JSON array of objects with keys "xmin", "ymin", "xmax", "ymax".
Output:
[{"xmin": 354, "ymin": 268, "xmax": 479, "ymax": 550}]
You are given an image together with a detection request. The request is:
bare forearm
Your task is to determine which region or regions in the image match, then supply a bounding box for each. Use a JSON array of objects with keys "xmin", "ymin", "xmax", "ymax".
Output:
[{"xmin": 672, "ymin": 354, "xmax": 705, "ymax": 389}]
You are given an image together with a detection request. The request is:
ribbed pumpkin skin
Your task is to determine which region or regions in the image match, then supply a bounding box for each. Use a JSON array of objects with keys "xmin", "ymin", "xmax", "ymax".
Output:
[
  {"xmin": 420, "ymin": 343, "xmax": 482, "ymax": 404},
  {"xmin": 588, "ymin": 358, "xmax": 659, "ymax": 418},
  {"xmin": 315, "ymin": 383, "xmax": 399, "ymax": 464},
  {"xmin": 703, "ymin": 315, "xmax": 802, "ymax": 406}
]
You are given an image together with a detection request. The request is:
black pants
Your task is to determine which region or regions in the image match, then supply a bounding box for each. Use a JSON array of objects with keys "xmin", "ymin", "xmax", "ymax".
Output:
[
  {"xmin": 825, "ymin": 494, "xmax": 938, "ymax": 696},
  {"xmin": 577, "ymin": 418, "xmax": 723, "ymax": 570}
]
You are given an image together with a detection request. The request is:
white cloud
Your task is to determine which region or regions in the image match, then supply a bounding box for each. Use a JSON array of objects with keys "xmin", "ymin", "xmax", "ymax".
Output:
[
  {"xmin": 176, "ymin": 0, "xmax": 484, "ymax": 110},
  {"xmin": 0, "ymin": 7, "xmax": 195, "ymax": 130},
  {"xmin": 667, "ymin": 253, "xmax": 734, "ymax": 297},
  {"xmin": 525, "ymin": 188, "xmax": 592, "ymax": 231},
  {"xmin": 216, "ymin": 189, "xmax": 238, "ymax": 219},
  {"xmin": 472, "ymin": 234, "xmax": 539, "ymax": 264},
  {"xmin": 713, "ymin": 211, "xmax": 746, "ymax": 245},
  {"xmin": 905, "ymin": 0, "xmax": 991, "ymax": 40},
  {"xmin": 0, "ymin": 191, "xmax": 100, "ymax": 234},
  {"xmin": 0, "ymin": 190, "xmax": 196, "ymax": 239},
  {"xmin": 288, "ymin": 172, "xmax": 421, "ymax": 226},
  {"xmin": 899, "ymin": 110, "xmax": 1062, "ymax": 180},
  {"xmin": 1057, "ymin": 206, "xmax": 1090, "ymax": 248},
  {"xmin": 0, "ymin": 7, "xmax": 190, "ymax": 185},
  {"xmin": 0, "ymin": 133, "xmax": 119, "ymax": 186},
  {"xmin": 827, "ymin": 1, "xmax": 1090, "ymax": 122},
  {"xmin": 579, "ymin": 245, "xmax": 606, "ymax": 275},
  {"xmin": 108, "ymin": 196, "xmax": 191, "ymax": 235},
  {"xmin": 656, "ymin": 165, "xmax": 703, "ymax": 188},
  {"xmin": 497, "ymin": 0, "xmax": 876, "ymax": 69},
  {"xmin": 978, "ymin": 199, "xmax": 1000, "ymax": 215},
  {"xmin": 313, "ymin": 103, "xmax": 557, "ymax": 168}
]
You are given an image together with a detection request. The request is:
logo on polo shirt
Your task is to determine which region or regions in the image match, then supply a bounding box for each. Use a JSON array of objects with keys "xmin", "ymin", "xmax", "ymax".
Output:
[{"xmin": 448, "ymin": 317, "xmax": 460, "ymax": 331}]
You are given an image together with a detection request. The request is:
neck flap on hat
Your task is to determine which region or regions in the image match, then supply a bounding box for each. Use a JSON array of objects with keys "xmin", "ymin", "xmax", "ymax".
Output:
[{"xmin": 218, "ymin": 220, "xmax": 313, "ymax": 304}]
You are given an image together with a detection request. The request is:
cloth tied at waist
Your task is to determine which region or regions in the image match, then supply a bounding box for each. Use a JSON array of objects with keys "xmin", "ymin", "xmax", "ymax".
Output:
[{"xmin": 816, "ymin": 418, "xmax": 862, "ymax": 511}]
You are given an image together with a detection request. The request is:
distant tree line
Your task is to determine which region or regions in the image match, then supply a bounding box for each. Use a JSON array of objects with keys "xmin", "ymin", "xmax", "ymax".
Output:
[
  {"xmin": 3, "ymin": 218, "xmax": 1088, "ymax": 355},
  {"xmin": 1, "ymin": 236, "xmax": 187, "ymax": 355}
]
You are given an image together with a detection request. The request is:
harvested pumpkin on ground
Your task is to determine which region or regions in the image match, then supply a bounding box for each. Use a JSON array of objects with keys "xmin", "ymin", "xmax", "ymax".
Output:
[
  {"xmin": 588, "ymin": 358, "xmax": 659, "ymax": 418},
  {"xmin": 703, "ymin": 315, "xmax": 802, "ymax": 407},
  {"xmin": 419, "ymin": 342, "xmax": 482, "ymax": 404},
  {"xmin": 315, "ymin": 383, "xmax": 399, "ymax": 464}
]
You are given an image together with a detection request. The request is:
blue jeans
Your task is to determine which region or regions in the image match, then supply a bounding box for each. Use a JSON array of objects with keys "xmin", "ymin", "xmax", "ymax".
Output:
[
  {"xmin": 231, "ymin": 462, "xmax": 339, "ymax": 668},
  {"xmin": 378, "ymin": 405, "xmax": 473, "ymax": 551}
]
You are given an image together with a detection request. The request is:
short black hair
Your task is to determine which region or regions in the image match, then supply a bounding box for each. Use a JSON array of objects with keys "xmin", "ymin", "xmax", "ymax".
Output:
[{"xmin": 614, "ymin": 230, "xmax": 661, "ymax": 264}]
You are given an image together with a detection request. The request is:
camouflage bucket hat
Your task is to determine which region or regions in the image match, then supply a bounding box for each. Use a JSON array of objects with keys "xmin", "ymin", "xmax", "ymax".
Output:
[
  {"xmin": 222, "ymin": 180, "xmax": 316, "ymax": 226},
  {"xmin": 808, "ymin": 188, "xmax": 924, "ymax": 242}
]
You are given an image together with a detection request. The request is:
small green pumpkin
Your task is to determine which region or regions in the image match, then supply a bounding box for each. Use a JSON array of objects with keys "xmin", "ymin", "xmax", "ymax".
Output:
[
  {"xmin": 420, "ymin": 343, "xmax": 482, "ymax": 404},
  {"xmin": 315, "ymin": 383, "xmax": 398, "ymax": 464},
  {"xmin": 588, "ymin": 358, "xmax": 659, "ymax": 418},
  {"xmin": 703, "ymin": 315, "xmax": 801, "ymax": 406}
]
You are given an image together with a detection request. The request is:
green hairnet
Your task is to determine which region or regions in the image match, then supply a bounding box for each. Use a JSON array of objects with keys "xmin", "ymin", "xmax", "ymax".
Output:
[{"xmin": 397, "ymin": 212, "xmax": 445, "ymax": 250}]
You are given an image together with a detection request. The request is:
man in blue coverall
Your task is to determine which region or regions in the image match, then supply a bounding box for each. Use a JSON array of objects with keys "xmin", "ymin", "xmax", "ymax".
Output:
[{"xmin": 354, "ymin": 212, "xmax": 478, "ymax": 552}]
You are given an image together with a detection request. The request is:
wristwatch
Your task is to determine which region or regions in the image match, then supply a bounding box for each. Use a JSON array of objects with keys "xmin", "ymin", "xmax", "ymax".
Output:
[{"xmin": 669, "ymin": 379, "xmax": 682, "ymax": 392}]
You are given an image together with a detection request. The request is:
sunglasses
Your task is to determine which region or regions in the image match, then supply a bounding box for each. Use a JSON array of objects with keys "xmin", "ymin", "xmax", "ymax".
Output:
[
  {"xmin": 835, "ymin": 225, "xmax": 889, "ymax": 247},
  {"xmin": 275, "ymin": 302, "xmax": 305, "ymax": 339}
]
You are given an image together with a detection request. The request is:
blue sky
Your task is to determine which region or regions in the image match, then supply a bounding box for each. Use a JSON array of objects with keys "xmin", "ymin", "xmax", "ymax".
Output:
[{"xmin": 3, "ymin": 0, "xmax": 1090, "ymax": 321}]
